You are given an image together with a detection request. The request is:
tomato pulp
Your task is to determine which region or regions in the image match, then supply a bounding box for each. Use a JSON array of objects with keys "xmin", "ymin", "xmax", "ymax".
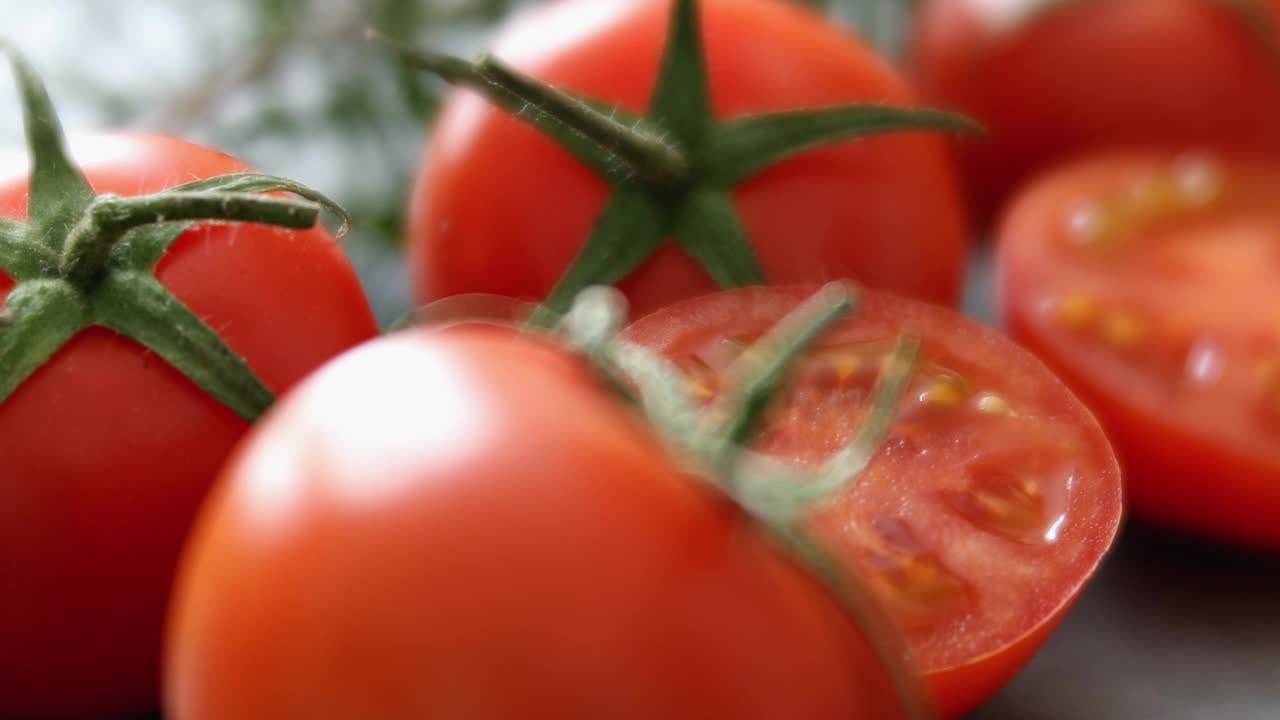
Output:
[
  {"xmin": 0, "ymin": 133, "xmax": 378, "ymax": 719},
  {"xmin": 410, "ymin": 0, "xmax": 969, "ymax": 315},
  {"xmin": 625, "ymin": 285, "xmax": 1123, "ymax": 717},
  {"xmin": 913, "ymin": 0, "xmax": 1280, "ymax": 219},
  {"xmin": 165, "ymin": 326, "xmax": 932, "ymax": 720},
  {"xmin": 997, "ymin": 149, "xmax": 1280, "ymax": 548}
]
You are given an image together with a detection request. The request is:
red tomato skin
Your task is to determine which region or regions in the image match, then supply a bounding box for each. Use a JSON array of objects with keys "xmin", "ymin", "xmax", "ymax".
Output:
[
  {"xmin": 164, "ymin": 327, "xmax": 926, "ymax": 720},
  {"xmin": 0, "ymin": 133, "xmax": 379, "ymax": 719},
  {"xmin": 624, "ymin": 285, "xmax": 1124, "ymax": 719},
  {"xmin": 1009, "ymin": 309, "xmax": 1280, "ymax": 548},
  {"xmin": 409, "ymin": 0, "xmax": 970, "ymax": 317},
  {"xmin": 995, "ymin": 152, "xmax": 1280, "ymax": 547},
  {"xmin": 913, "ymin": 0, "xmax": 1280, "ymax": 220}
]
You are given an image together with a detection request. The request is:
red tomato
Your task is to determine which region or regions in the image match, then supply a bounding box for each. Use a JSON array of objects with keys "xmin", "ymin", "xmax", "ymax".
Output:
[
  {"xmin": 410, "ymin": 0, "xmax": 970, "ymax": 316},
  {"xmin": 996, "ymin": 149, "xmax": 1280, "ymax": 548},
  {"xmin": 913, "ymin": 0, "xmax": 1280, "ymax": 219},
  {"xmin": 165, "ymin": 325, "xmax": 932, "ymax": 720},
  {"xmin": 0, "ymin": 133, "xmax": 378, "ymax": 719},
  {"xmin": 624, "ymin": 285, "xmax": 1123, "ymax": 718}
]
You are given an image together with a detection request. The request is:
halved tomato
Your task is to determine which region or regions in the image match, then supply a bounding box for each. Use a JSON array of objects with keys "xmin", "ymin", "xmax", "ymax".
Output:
[
  {"xmin": 624, "ymin": 285, "xmax": 1123, "ymax": 718},
  {"xmin": 997, "ymin": 149, "xmax": 1280, "ymax": 548}
]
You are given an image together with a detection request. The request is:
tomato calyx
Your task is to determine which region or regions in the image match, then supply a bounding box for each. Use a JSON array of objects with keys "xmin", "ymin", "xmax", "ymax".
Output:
[
  {"xmin": 375, "ymin": 0, "xmax": 978, "ymax": 326},
  {"xmin": 0, "ymin": 44, "xmax": 352, "ymax": 420},
  {"xmin": 557, "ymin": 282, "xmax": 934, "ymax": 719}
]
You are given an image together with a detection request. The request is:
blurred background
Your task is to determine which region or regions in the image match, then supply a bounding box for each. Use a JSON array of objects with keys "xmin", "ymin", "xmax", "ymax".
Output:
[
  {"xmin": 5, "ymin": 2, "xmax": 1279, "ymax": 719},
  {"xmin": 0, "ymin": 0, "xmax": 907, "ymax": 327}
]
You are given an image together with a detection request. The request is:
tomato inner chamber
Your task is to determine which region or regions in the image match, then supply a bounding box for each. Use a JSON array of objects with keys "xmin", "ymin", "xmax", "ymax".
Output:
[
  {"xmin": 1034, "ymin": 155, "xmax": 1280, "ymax": 445},
  {"xmin": 674, "ymin": 335, "xmax": 1090, "ymax": 667}
]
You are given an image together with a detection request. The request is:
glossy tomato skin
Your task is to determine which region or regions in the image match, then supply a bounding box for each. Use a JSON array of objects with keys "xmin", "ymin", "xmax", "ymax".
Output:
[
  {"xmin": 624, "ymin": 286, "xmax": 1123, "ymax": 718},
  {"xmin": 0, "ymin": 133, "xmax": 378, "ymax": 719},
  {"xmin": 410, "ymin": 0, "xmax": 970, "ymax": 316},
  {"xmin": 165, "ymin": 326, "xmax": 929, "ymax": 720},
  {"xmin": 996, "ymin": 150, "xmax": 1280, "ymax": 547},
  {"xmin": 913, "ymin": 0, "xmax": 1280, "ymax": 220}
]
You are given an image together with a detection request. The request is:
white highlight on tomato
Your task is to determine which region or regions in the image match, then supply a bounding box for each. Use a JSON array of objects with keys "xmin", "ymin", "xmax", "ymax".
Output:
[
  {"xmin": 1185, "ymin": 336, "xmax": 1226, "ymax": 387},
  {"xmin": 970, "ymin": 0, "xmax": 1075, "ymax": 34},
  {"xmin": 1172, "ymin": 152, "xmax": 1223, "ymax": 207},
  {"xmin": 238, "ymin": 335, "xmax": 493, "ymax": 525}
]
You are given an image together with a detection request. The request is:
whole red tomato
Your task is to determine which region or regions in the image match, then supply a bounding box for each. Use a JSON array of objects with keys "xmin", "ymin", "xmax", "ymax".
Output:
[
  {"xmin": 624, "ymin": 285, "xmax": 1124, "ymax": 717},
  {"xmin": 0, "ymin": 132, "xmax": 378, "ymax": 718},
  {"xmin": 913, "ymin": 0, "xmax": 1280, "ymax": 219},
  {"xmin": 164, "ymin": 325, "xmax": 932, "ymax": 720},
  {"xmin": 409, "ymin": 0, "xmax": 970, "ymax": 316},
  {"xmin": 997, "ymin": 148, "xmax": 1280, "ymax": 547}
]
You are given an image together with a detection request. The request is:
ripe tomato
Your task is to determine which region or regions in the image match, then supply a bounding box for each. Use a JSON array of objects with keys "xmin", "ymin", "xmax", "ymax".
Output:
[
  {"xmin": 996, "ymin": 149, "xmax": 1280, "ymax": 548},
  {"xmin": 410, "ymin": 0, "xmax": 970, "ymax": 316},
  {"xmin": 165, "ymin": 325, "xmax": 933, "ymax": 720},
  {"xmin": 912, "ymin": 0, "xmax": 1280, "ymax": 219},
  {"xmin": 0, "ymin": 133, "xmax": 378, "ymax": 719},
  {"xmin": 624, "ymin": 285, "xmax": 1123, "ymax": 718}
]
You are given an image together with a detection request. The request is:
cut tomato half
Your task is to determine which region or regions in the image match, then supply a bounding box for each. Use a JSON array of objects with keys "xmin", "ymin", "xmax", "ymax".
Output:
[
  {"xmin": 998, "ymin": 149, "xmax": 1280, "ymax": 548},
  {"xmin": 625, "ymin": 285, "xmax": 1123, "ymax": 718}
]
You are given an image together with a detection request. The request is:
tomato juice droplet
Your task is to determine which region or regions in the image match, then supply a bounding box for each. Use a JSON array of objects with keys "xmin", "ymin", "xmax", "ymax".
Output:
[
  {"xmin": 1184, "ymin": 335, "xmax": 1226, "ymax": 388},
  {"xmin": 973, "ymin": 392, "xmax": 1013, "ymax": 417}
]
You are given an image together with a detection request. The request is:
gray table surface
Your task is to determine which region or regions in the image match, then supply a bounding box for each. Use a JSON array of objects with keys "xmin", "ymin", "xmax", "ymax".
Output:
[
  {"xmin": 969, "ymin": 523, "xmax": 1280, "ymax": 720},
  {"xmin": 961, "ymin": 250, "xmax": 1279, "ymax": 720}
]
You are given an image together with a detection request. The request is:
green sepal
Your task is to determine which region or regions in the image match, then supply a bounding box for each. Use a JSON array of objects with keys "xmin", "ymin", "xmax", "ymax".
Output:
[
  {"xmin": 61, "ymin": 192, "xmax": 320, "ymax": 288},
  {"xmin": 373, "ymin": 30, "xmax": 647, "ymax": 185},
  {"xmin": 91, "ymin": 272, "xmax": 274, "ymax": 421},
  {"xmin": 528, "ymin": 187, "xmax": 669, "ymax": 327},
  {"xmin": 648, "ymin": 0, "xmax": 713, "ymax": 146},
  {"xmin": 111, "ymin": 172, "xmax": 352, "ymax": 272},
  {"xmin": 476, "ymin": 56, "xmax": 688, "ymax": 189},
  {"xmin": 0, "ymin": 279, "xmax": 91, "ymax": 403},
  {"xmin": 670, "ymin": 188, "xmax": 765, "ymax": 287},
  {"xmin": 712, "ymin": 283, "xmax": 856, "ymax": 455},
  {"xmin": 0, "ymin": 218, "xmax": 56, "ymax": 280},
  {"xmin": 0, "ymin": 40, "xmax": 96, "ymax": 254},
  {"xmin": 109, "ymin": 224, "xmax": 189, "ymax": 274},
  {"xmin": 165, "ymin": 172, "xmax": 354, "ymax": 239},
  {"xmin": 700, "ymin": 105, "xmax": 982, "ymax": 186},
  {"xmin": 811, "ymin": 332, "xmax": 921, "ymax": 496}
]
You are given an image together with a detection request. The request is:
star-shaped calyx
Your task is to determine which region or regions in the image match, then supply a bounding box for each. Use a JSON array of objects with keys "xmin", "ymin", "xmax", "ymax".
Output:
[
  {"xmin": 374, "ymin": 0, "xmax": 980, "ymax": 327},
  {"xmin": 0, "ymin": 43, "xmax": 350, "ymax": 420}
]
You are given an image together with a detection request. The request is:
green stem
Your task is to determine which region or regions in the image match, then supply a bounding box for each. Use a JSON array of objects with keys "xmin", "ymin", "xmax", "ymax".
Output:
[{"xmin": 59, "ymin": 191, "xmax": 320, "ymax": 288}]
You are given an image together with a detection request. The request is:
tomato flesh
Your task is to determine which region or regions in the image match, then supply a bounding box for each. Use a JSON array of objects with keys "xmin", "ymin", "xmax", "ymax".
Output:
[
  {"xmin": 410, "ymin": 0, "xmax": 969, "ymax": 316},
  {"xmin": 997, "ymin": 149, "xmax": 1280, "ymax": 547},
  {"xmin": 0, "ymin": 133, "xmax": 378, "ymax": 719},
  {"xmin": 165, "ymin": 327, "xmax": 929, "ymax": 720},
  {"xmin": 912, "ymin": 0, "xmax": 1280, "ymax": 219},
  {"xmin": 625, "ymin": 286, "xmax": 1123, "ymax": 718}
]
